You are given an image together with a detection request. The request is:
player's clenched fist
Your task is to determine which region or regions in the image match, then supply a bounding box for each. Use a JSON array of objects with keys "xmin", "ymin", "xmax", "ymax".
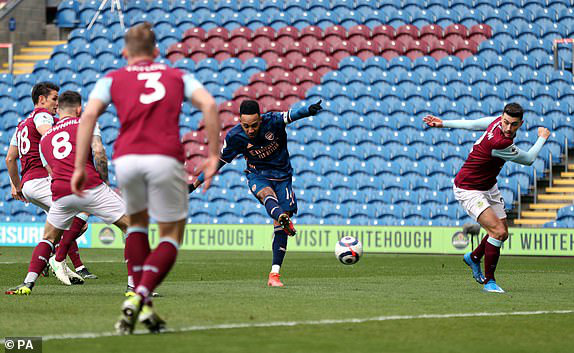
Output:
[
  {"xmin": 423, "ymin": 115, "xmax": 443, "ymax": 128},
  {"xmin": 538, "ymin": 127, "xmax": 550, "ymax": 139}
]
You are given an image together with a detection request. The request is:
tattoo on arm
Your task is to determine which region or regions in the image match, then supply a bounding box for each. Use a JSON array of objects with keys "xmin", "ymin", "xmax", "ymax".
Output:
[{"xmin": 92, "ymin": 136, "xmax": 109, "ymax": 183}]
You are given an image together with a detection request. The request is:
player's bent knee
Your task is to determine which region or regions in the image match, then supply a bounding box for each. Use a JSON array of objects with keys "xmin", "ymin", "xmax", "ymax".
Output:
[{"xmin": 492, "ymin": 228, "xmax": 508, "ymax": 241}]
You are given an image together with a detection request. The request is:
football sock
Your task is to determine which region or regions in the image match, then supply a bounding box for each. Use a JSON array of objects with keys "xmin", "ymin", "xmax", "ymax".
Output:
[
  {"xmin": 55, "ymin": 217, "xmax": 87, "ymax": 262},
  {"xmin": 136, "ymin": 238, "xmax": 179, "ymax": 301},
  {"xmin": 271, "ymin": 227, "xmax": 288, "ymax": 270},
  {"xmin": 125, "ymin": 227, "xmax": 150, "ymax": 288},
  {"xmin": 26, "ymin": 239, "xmax": 54, "ymax": 283},
  {"xmin": 68, "ymin": 242, "xmax": 84, "ymax": 270},
  {"xmin": 263, "ymin": 195, "xmax": 284, "ymax": 221},
  {"xmin": 484, "ymin": 237, "xmax": 502, "ymax": 282},
  {"xmin": 471, "ymin": 235, "xmax": 489, "ymax": 262}
]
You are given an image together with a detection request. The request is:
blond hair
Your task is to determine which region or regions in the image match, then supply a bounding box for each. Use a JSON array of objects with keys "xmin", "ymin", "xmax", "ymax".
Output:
[{"xmin": 124, "ymin": 22, "xmax": 156, "ymax": 57}]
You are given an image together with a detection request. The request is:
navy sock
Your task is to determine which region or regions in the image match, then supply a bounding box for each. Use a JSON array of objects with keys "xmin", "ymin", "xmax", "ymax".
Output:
[
  {"xmin": 264, "ymin": 195, "xmax": 284, "ymax": 221},
  {"xmin": 272, "ymin": 227, "xmax": 288, "ymax": 266}
]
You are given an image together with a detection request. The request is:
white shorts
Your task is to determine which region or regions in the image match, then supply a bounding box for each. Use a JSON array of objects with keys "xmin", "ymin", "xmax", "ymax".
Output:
[
  {"xmin": 114, "ymin": 154, "xmax": 188, "ymax": 222},
  {"xmin": 47, "ymin": 183, "xmax": 126, "ymax": 230},
  {"xmin": 22, "ymin": 177, "xmax": 52, "ymax": 212},
  {"xmin": 453, "ymin": 183, "xmax": 506, "ymax": 221}
]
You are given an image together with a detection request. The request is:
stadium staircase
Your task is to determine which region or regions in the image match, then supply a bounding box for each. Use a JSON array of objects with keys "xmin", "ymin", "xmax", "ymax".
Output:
[
  {"xmin": 1, "ymin": 40, "xmax": 66, "ymax": 75},
  {"xmin": 513, "ymin": 150, "xmax": 574, "ymax": 226}
]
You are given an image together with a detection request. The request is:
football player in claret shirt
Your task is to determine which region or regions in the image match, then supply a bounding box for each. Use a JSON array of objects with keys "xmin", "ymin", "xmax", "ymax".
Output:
[
  {"xmin": 72, "ymin": 22, "xmax": 221, "ymax": 334},
  {"xmin": 4, "ymin": 83, "xmax": 96, "ymax": 296},
  {"xmin": 424, "ymin": 103, "xmax": 550, "ymax": 293},
  {"xmin": 190, "ymin": 99, "xmax": 323, "ymax": 287}
]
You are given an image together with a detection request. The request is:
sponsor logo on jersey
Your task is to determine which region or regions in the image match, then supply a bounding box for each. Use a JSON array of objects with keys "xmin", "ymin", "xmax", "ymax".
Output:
[
  {"xmin": 98, "ymin": 227, "xmax": 115, "ymax": 245},
  {"xmin": 265, "ymin": 131, "xmax": 274, "ymax": 141},
  {"xmin": 451, "ymin": 231, "xmax": 470, "ymax": 250}
]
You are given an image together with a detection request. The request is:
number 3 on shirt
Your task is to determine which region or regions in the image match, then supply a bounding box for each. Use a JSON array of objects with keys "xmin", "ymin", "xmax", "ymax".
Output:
[
  {"xmin": 52, "ymin": 131, "xmax": 73, "ymax": 160},
  {"xmin": 138, "ymin": 72, "xmax": 166, "ymax": 104}
]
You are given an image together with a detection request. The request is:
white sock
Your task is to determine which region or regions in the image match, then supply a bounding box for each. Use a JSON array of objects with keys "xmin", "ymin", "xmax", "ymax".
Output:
[
  {"xmin": 24, "ymin": 272, "xmax": 39, "ymax": 284},
  {"xmin": 271, "ymin": 265, "xmax": 280, "ymax": 274},
  {"xmin": 75, "ymin": 265, "xmax": 85, "ymax": 272},
  {"xmin": 127, "ymin": 275, "xmax": 134, "ymax": 288}
]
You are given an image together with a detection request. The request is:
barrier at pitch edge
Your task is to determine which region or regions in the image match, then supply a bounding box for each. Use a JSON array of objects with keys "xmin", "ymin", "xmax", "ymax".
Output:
[
  {"xmin": 87, "ymin": 224, "xmax": 574, "ymax": 256},
  {"xmin": 0, "ymin": 223, "xmax": 91, "ymax": 247}
]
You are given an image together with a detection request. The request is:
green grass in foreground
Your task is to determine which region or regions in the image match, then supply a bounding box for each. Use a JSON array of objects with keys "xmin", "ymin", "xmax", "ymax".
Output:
[{"xmin": 0, "ymin": 247, "xmax": 572, "ymax": 353}]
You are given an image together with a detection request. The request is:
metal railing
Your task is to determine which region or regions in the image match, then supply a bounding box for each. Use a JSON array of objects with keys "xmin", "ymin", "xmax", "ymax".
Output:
[
  {"xmin": 517, "ymin": 182, "xmax": 521, "ymax": 219},
  {"xmin": 549, "ymin": 152, "xmax": 553, "ymax": 187},
  {"xmin": 0, "ymin": 42, "xmax": 13, "ymax": 75}
]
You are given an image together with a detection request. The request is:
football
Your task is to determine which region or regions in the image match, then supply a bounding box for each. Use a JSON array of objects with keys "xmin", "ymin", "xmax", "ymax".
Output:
[{"xmin": 335, "ymin": 236, "xmax": 363, "ymax": 265}]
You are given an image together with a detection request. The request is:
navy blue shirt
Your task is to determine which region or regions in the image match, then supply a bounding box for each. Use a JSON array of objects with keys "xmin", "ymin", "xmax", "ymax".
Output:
[{"xmin": 221, "ymin": 111, "xmax": 293, "ymax": 179}]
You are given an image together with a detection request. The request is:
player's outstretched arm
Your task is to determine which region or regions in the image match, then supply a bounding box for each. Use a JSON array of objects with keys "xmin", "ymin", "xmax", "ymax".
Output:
[
  {"xmin": 72, "ymin": 98, "xmax": 107, "ymax": 196},
  {"xmin": 190, "ymin": 87, "xmax": 221, "ymax": 192},
  {"xmin": 5, "ymin": 145, "xmax": 25, "ymax": 202},
  {"xmin": 424, "ymin": 115, "xmax": 497, "ymax": 130},
  {"xmin": 492, "ymin": 127, "xmax": 550, "ymax": 166},
  {"xmin": 284, "ymin": 100, "xmax": 323, "ymax": 124}
]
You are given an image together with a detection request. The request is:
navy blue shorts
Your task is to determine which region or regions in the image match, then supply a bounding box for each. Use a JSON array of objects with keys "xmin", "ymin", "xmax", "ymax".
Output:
[{"xmin": 246, "ymin": 174, "xmax": 297, "ymax": 215}]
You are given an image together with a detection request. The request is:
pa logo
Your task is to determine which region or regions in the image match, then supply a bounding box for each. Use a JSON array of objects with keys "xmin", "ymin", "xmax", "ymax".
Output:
[{"xmin": 265, "ymin": 131, "xmax": 274, "ymax": 140}]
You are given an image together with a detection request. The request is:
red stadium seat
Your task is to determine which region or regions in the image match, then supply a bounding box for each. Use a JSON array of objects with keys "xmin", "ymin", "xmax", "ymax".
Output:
[
  {"xmin": 444, "ymin": 24, "xmax": 468, "ymax": 41},
  {"xmin": 182, "ymin": 130, "xmax": 206, "ymax": 145},
  {"xmin": 183, "ymin": 37, "xmax": 204, "ymax": 50},
  {"xmin": 206, "ymin": 36, "xmax": 226, "ymax": 50},
  {"xmin": 229, "ymin": 36, "xmax": 249, "ymax": 48},
  {"xmin": 184, "ymin": 141, "xmax": 208, "ymax": 159},
  {"xmin": 315, "ymin": 57, "xmax": 337, "ymax": 75},
  {"xmin": 250, "ymin": 71, "xmax": 274, "ymax": 85},
  {"xmin": 259, "ymin": 86, "xmax": 281, "ymax": 99},
  {"xmin": 207, "ymin": 27, "xmax": 230, "ymax": 40},
  {"xmin": 167, "ymin": 43, "xmax": 190, "ymax": 62},
  {"xmin": 253, "ymin": 36, "xmax": 271, "ymax": 50},
  {"xmin": 183, "ymin": 27, "xmax": 207, "ymax": 41},
  {"xmin": 283, "ymin": 85, "xmax": 305, "ymax": 99},
  {"xmin": 420, "ymin": 24, "xmax": 444, "ymax": 41},
  {"xmin": 234, "ymin": 86, "xmax": 256, "ymax": 100},
  {"xmin": 372, "ymin": 25, "xmax": 396, "ymax": 41},
  {"xmin": 469, "ymin": 24, "xmax": 492, "ymax": 43},
  {"xmin": 309, "ymin": 48, "xmax": 329, "ymax": 63},
  {"xmin": 230, "ymin": 27, "xmax": 253, "ymax": 40},
  {"xmin": 348, "ymin": 25, "xmax": 371, "ymax": 40},
  {"xmin": 266, "ymin": 57, "xmax": 292, "ymax": 70},
  {"xmin": 299, "ymin": 35, "xmax": 320, "ymax": 49},
  {"xmin": 214, "ymin": 46, "xmax": 235, "ymax": 61},
  {"xmin": 277, "ymin": 25, "xmax": 299, "ymax": 39},
  {"xmin": 395, "ymin": 24, "xmax": 420, "ymax": 42},
  {"xmin": 405, "ymin": 39, "xmax": 430, "ymax": 60},
  {"xmin": 356, "ymin": 40, "xmax": 382, "ymax": 60},
  {"xmin": 380, "ymin": 39, "xmax": 406, "ymax": 60},
  {"xmin": 453, "ymin": 39, "xmax": 478, "ymax": 60},
  {"xmin": 348, "ymin": 35, "xmax": 369, "ymax": 49},
  {"xmin": 189, "ymin": 43, "xmax": 210, "ymax": 62},
  {"xmin": 184, "ymin": 155, "xmax": 206, "ymax": 177},
  {"xmin": 260, "ymin": 50, "xmax": 281, "ymax": 62},
  {"xmin": 300, "ymin": 25, "xmax": 323, "ymax": 40},
  {"xmin": 275, "ymin": 70, "xmax": 298, "ymax": 84},
  {"xmin": 219, "ymin": 100, "xmax": 241, "ymax": 114},
  {"xmin": 284, "ymin": 42, "xmax": 306, "ymax": 61},
  {"xmin": 292, "ymin": 57, "xmax": 316, "ymax": 70},
  {"xmin": 259, "ymin": 96, "xmax": 276, "ymax": 112},
  {"xmin": 323, "ymin": 25, "xmax": 347, "ymax": 39},
  {"xmin": 332, "ymin": 43, "xmax": 352, "ymax": 61},
  {"xmin": 428, "ymin": 38, "xmax": 454, "ymax": 60},
  {"xmin": 276, "ymin": 35, "xmax": 297, "ymax": 47},
  {"xmin": 297, "ymin": 70, "xmax": 320, "ymax": 84},
  {"xmin": 237, "ymin": 43, "xmax": 257, "ymax": 60},
  {"xmin": 324, "ymin": 35, "xmax": 345, "ymax": 49},
  {"xmin": 292, "ymin": 66, "xmax": 313, "ymax": 80},
  {"xmin": 253, "ymin": 26, "xmax": 276, "ymax": 40}
]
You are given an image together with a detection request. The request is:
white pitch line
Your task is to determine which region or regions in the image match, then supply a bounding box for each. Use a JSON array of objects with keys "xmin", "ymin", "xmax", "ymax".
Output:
[{"xmin": 1, "ymin": 310, "xmax": 572, "ymax": 343}]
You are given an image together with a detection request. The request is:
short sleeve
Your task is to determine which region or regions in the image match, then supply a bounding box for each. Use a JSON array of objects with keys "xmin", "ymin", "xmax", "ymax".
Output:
[
  {"xmin": 183, "ymin": 73, "xmax": 204, "ymax": 100},
  {"xmin": 93, "ymin": 122, "xmax": 102, "ymax": 137},
  {"xmin": 39, "ymin": 145, "xmax": 48, "ymax": 167},
  {"xmin": 220, "ymin": 133, "xmax": 242, "ymax": 163},
  {"xmin": 33, "ymin": 112, "xmax": 54, "ymax": 128},
  {"xmin": 10, "ymin": 131, "xmax": 18, "ymax": 147},
  {"xmin": 89, "ymin": 77, "xmax": 113, "ymax": 105}
]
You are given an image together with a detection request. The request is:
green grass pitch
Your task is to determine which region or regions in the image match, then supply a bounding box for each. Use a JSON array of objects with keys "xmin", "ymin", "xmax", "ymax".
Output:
[{"xmin": 0, "ymin": 247, "xmax": 573, "ymax": 353}]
